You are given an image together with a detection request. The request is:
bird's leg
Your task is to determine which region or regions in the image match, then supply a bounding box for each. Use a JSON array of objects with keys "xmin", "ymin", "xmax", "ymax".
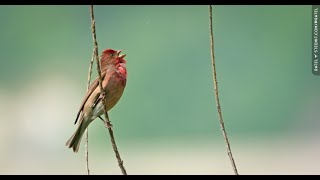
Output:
[
  {"xmin": 98, "ymin": 114, "xmax": 112, "ymax": 128},
  {"xmin": 94, "ymin": 91, "xmax": 112, "ymax": 128},
  {"xmin": 98, "ymin": 116, "xmax": 104, "ymax": 123}
]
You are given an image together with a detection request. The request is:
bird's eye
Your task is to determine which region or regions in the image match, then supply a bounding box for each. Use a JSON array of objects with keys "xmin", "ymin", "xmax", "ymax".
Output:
[{"xmin": 109, "ymin": 53, "xmax": 114, "ymax": 57}]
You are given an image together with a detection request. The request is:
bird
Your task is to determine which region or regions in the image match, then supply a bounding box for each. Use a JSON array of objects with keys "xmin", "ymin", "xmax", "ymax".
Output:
[{"xmin": 66, "ymin": 48, "xmax": 127, "ymax": 152}]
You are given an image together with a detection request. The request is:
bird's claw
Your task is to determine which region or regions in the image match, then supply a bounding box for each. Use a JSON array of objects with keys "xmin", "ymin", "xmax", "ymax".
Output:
[
  {"xmin": 91, "ymin": 92, "xmax": 106, "ymax": 108},
  {"xmin": 101, "ymin": 91, "xmax": 106, "ymax": 97},
  {"xmin": 105, "ymin": 121, "xmax": 113, "ymax": 129}
]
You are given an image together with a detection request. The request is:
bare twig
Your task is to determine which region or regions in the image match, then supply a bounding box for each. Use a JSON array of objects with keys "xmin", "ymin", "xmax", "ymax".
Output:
[
  {"xmin": 208, "ymin": 5, "xmax": 239, "ymax": 175},
  {"xmin": 89, "ymin": 5, "xmax": 127, "ymax": 175},
  {"xmin": 84, "ymin": 50, "xmax": 95, "ymax": 175},
  {"xmin": 84, "ymin": 129, "xmax": 89, "ymax": 175}
]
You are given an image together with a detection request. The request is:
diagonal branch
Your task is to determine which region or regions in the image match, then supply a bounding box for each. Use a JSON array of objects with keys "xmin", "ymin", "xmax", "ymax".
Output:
[
  {"xmin": 84, "ymin": 49, "xmax": 95, "ymax": 175},
  {"xmin": 89, "ymin": 5, "xmax": 127, "ymax": 175},
  {"xmin": 208, "ymin": 5, "xmax": 239, "ymax": 175}
]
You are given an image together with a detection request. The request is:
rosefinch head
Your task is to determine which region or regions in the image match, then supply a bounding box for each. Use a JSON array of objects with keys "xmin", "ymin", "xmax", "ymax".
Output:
[
  {"xmin": 66, "ymin": 48, "xmax": 127, "ymax": 152},
  {"xmin": 100, "ymin": 49, "xmax": 127, "ymax": 72}
]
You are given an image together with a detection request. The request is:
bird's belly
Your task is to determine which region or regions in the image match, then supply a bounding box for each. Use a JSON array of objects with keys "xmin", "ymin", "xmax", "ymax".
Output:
[{"xmin": 91, "ymin": 80, "xmax": 125, "ymax": 119}]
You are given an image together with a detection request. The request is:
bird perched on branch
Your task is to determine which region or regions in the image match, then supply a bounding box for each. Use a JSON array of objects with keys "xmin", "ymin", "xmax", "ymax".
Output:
[{"xmin": 66, "ymin": 48, "xmax": 127, "ymax": 152}]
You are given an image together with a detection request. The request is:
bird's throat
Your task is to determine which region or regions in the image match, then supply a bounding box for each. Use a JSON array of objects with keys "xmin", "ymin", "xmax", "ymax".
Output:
[{"xmin": 116, "ymin": 62, "xmax": 127, "ymax": 86}]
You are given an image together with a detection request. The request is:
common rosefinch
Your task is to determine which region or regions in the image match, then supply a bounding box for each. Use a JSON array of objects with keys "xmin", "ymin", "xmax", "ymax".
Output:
[{"xmin": 66, "ymin": 48, "xmax": 127, "ymax": 152}]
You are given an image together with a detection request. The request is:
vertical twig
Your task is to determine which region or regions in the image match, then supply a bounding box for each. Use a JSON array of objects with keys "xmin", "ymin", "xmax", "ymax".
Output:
[
  {"xmin": 84, "ymin": 50, "xmax": 95, "ymax": 175},
  {"xmin": 89, "ymin": 5, "xmax": 127, "ymax": 175},
  {"xmin": 208, "ymin": 5, "xmax": 239, "ymax": 175},
  {"xmin": 85, "ymin": 128, "xmax": 89, "ymax": 175}
]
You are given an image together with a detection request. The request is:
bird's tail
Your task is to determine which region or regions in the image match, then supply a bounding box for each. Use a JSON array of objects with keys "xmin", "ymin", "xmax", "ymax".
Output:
[{"xmin": 66, "ymin": 119, "xmax": 89, "ymax": 153}]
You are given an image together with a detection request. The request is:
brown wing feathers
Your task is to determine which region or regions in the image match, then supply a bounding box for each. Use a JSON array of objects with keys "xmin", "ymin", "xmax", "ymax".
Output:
[{"xmin": 74, "ymin": 71, "xmax": 106, "ymax": 124}]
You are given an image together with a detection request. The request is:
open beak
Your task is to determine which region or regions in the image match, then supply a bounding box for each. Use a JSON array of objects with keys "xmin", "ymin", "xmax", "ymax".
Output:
[{"xmin": 117, "ymin": 50, "xmax": 126, "ymax": 59}]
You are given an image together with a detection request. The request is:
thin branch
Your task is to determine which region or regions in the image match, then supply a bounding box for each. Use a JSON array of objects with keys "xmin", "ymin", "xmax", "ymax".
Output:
[
  {"xmin": 208, "ymin": 5, "xmax": 239, "ymax": 175},
  {"xmin": 84, "ymin": 50, "xmax": 95, "ymax": 175},
  {"xmin": 89, "ymin": 5, "xmax": 127, "ymax": 175}
]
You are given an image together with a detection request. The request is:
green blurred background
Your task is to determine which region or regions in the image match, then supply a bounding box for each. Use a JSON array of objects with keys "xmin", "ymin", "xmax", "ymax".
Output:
[{"xmin": 0, "ymin": 5, "xmax": 319, "ymax": 174}]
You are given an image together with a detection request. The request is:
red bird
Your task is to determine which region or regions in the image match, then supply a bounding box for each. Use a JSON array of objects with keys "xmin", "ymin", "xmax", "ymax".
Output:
[{"xmin": 66, "ymin": 48, "xmax": 127, "ymax": 152}]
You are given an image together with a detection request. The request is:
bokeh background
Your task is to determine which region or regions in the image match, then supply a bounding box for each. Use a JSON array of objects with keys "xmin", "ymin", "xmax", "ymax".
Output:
[{"xmin": 0, "ymin": 5, "xmax": 318, "ymax": 175}]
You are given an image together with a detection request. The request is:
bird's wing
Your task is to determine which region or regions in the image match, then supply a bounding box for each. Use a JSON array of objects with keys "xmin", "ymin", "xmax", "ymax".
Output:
[{"xmin": 74, "ymin": 71, "xmax": 106, "ymax": 124}]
